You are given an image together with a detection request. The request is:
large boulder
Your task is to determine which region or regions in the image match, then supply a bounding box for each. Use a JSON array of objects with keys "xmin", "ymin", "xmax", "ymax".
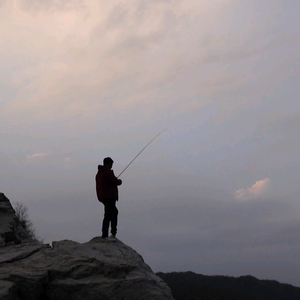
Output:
[
  {"xmin": 0, "ymin": 238, "xmax": 174, "ymax": 300},
  {"xmin": 0, "ymin": 194, "xmax": 174, "ymax": 300}
]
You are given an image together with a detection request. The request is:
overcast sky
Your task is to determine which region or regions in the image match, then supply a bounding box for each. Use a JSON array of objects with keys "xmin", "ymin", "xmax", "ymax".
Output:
[{"xmin": 1, "ymin": 0, "xmax": 300, "ymax": 287}]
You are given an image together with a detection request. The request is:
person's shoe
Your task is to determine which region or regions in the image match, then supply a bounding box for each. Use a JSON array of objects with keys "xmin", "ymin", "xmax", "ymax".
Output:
[
  {"xmin": 102, "ymin": 235, "xmax": 116, "ymax": 242},
  {"xmin": 110, "ymin": 234, "xmax": 116, "ymax": 239}
]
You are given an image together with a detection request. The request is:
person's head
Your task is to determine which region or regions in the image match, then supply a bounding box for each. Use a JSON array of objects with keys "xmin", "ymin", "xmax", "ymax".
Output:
[{"xmin": 103, "ymin": 157, "xmax": 114, "ymax": 169}]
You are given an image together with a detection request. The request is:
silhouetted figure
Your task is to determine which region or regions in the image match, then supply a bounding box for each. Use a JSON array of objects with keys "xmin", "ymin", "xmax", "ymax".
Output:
[{"xmin": 95, "ymin": 157, "xmax": 122, "ymax": 240}]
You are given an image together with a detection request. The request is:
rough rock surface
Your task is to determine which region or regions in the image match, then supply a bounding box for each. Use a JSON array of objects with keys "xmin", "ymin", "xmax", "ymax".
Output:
[
  {"xmin": 0, "ymin": 194, "xmax": 174, "ymax": 300},
  {"xmin": 0, "ymin": 193, "xmax": 32, "ymax": 247}
]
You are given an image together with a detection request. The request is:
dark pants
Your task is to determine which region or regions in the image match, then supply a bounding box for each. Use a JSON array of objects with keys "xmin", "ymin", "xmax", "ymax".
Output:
[{"xmin": 102, "ymin": 200, "xmax": 118, "ymax": 238}]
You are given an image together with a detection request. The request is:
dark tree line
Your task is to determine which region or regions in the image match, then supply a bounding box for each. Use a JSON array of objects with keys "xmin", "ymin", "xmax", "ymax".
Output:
[{"xmin": 157, "ymin": 271, "xmax": 300, "ymax": 300}]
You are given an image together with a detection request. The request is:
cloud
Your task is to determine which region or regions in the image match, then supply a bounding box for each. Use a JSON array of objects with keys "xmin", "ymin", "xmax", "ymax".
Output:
[
  {"xmin": 235, "ymin": 178, "xmax": 271, "ymax": 201},
  {"xmin": 0, "ymin": 0, "xmax": 296, "ymax": 136},
  {"xmin": 19, "ymin": 0, "xmax": 86, "ymax": 12},
  {"xmin": 27, "ymin": 152, "xmax": 52, "ymax": 161},
  {"xmin": 26, "ymin": 152, "xmax": 75, "ymax": 165},
  {"xmin": 178, "ymin": 101, "xmax": 204, "ymax": 113},
  {"xmin": 1, "ymin": 0, "xmax": 261, "ymax": 128}
]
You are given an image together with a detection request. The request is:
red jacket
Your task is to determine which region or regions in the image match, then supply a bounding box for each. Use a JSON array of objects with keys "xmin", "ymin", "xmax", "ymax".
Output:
[{"xmin": 95, "ymin": 165, "xmax": 122, "ymax": 202}]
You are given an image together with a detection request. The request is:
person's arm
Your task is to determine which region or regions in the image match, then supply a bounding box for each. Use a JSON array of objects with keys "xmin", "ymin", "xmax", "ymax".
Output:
[{"xmin": 107, "ymin": 170, "xmax": 122, "ymax": 186}]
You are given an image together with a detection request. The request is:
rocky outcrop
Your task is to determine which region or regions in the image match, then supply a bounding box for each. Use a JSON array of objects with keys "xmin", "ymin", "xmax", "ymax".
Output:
[
  {"xmin": 0, "ymin": 193, "xmax": 32, "ymax": 247},
  {"xmin": 0, "ymin": 194, "xmax": 174, "ymax": 300}
]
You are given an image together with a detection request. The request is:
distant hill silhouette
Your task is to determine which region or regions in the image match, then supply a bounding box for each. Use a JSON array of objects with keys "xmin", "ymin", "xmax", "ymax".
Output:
[{"xmin": 157, "ymin": 271, "xmax": 300, "ymax": 300}]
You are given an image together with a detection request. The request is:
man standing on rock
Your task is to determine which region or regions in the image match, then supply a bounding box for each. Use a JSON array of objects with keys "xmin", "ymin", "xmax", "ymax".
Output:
[{"xmin": 96, "ymin": 157, "xmax": 122, "ymax": 240}]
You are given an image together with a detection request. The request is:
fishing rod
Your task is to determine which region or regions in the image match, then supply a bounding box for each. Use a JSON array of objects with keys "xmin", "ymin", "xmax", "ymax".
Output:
[{"xmin": 117, "ymin": 128, "xmax": 168, "ymax": 178}]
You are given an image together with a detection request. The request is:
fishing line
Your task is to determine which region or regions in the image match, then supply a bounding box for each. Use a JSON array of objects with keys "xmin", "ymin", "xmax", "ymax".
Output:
[{"xmin": 117, "ymin": 128, "xmax": 168, "ymax": 178}]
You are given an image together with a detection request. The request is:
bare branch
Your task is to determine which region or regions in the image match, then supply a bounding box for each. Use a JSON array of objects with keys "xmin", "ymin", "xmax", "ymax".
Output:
[{"xmin": 13, "ymin": 202, "xmax": 42, "ymax": 243}]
